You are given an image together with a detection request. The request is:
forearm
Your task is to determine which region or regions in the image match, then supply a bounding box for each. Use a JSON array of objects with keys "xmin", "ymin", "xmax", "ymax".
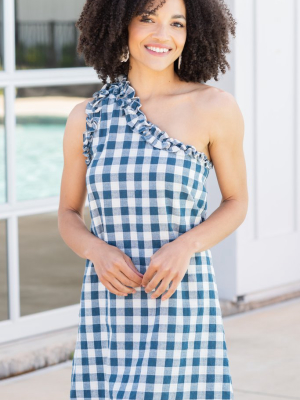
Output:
[
  {"xmin": 177, "ymin": 199, "xmax": 248, "ymax": 254},
  {"xmin": 58, "ymin": 209, "xmax": 107, "ymax": 260}
]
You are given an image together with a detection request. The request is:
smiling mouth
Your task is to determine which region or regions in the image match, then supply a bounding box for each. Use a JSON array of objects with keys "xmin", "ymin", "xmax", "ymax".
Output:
[{"xmin": 144, "ymin": 45, "xmax": 173, "ymax": 55}]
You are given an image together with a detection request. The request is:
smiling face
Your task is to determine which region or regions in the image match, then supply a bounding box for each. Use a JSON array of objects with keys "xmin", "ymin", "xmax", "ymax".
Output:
[{"xmin": 128, "ymin": 0, "xmax": 187, "ymax": 73}]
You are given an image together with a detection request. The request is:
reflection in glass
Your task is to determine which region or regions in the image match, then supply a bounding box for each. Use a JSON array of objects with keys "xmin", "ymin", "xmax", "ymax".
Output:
[
  {"xmin": 15, "ymin": 83, "xmax": 102, "ymax": 202},
  {"xmin": 0, "ymin": 219, "xmax": 8, "ymax": 321},
  {"xmin": 19, "ymin": 206, "xmax": 91, "ymax": 317},
  {"xmin": 0, "ymin": 88, "xmax": 5, "ymax": 204},
  {"xmin": 15, "ymin": 0, "xmax": 86, "ymax": 70},
  {"xmin": 0, "ymin": 0, "xmax": 3, "ymax": 70}
]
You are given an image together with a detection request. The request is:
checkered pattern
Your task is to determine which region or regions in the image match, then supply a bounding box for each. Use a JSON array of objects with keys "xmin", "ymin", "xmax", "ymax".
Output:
[{"xmin": 70, "ymin": 75, "xmax": 234, "ymax": 399}]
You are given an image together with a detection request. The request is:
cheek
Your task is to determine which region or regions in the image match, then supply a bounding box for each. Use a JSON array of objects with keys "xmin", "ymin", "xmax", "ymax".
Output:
[
  {"xmin": 128, "ymin": 23, "xmax": 148, "ymax": 44},
  {"xmin": 174, "ymin": 31, "xmax": 187, "ymax": 48}
]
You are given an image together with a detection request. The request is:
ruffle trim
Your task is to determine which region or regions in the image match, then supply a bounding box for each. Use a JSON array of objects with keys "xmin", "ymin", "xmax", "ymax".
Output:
[
  {"xmin": 83, "ymin": 75, "xmax": 214, "ymax": 169},
  {"xmin": 82, "ymin": 83, "xmax": 110, "ymax": 166},
  {"xmin": 82, "ymin": 112, "xmax": 95, "ymax": 166}
]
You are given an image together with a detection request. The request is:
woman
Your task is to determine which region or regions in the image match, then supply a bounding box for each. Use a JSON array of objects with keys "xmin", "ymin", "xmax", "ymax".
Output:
[{"xmin": 58, "ymin": 0, "xmax": 247, "ymax": 398}]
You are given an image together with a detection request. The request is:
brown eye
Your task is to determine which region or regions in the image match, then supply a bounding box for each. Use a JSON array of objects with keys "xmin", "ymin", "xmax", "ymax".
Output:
[
  {"xmin": 173, "ymin": 22, "xmax": 184, "ymax": 28},
  {"xmin": 140, "ymin": 18, "xmax": 153, "ymax": 23},
  {"xmin": 140, "ymin": 18, "xmax": 184, "ymax": 28}
]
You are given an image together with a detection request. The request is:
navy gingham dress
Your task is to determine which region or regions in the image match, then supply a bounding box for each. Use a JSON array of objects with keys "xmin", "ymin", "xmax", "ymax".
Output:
[{"xmin": 70, "ymin": 74, "xmax": 234, "ymax": 400}]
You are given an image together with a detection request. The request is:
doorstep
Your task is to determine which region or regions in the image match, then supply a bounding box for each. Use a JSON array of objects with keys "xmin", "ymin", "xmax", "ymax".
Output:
[{"xmin": 0, "ymin": 326, "xmax": 77, "ymax": 380}]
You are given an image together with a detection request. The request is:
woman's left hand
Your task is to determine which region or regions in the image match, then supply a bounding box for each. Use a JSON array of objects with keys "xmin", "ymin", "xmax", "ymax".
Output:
[{"xmin": 141, "ymin": 238, "xmax": 195, "ymax": 301}]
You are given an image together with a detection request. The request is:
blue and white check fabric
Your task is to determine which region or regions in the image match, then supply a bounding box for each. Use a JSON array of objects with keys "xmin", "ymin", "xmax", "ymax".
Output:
[{"xmin": 70, "ymin": 74, "xmax": 234, "ymax": 400}]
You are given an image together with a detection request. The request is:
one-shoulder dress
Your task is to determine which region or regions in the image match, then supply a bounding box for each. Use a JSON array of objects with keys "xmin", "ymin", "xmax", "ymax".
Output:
[{"xmin": 70, "ymin": 74, "xmax": 234, "ymax": 400}]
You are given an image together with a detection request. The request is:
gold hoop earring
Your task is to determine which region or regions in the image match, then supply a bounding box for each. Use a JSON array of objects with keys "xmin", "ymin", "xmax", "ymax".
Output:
[
  {"xmin": 120, "ymin": 46, "xmax": 129, "ymax": 63},
  {"xmin": 178, "ymin": 54, "xmax": 182, "ymax": 70}
]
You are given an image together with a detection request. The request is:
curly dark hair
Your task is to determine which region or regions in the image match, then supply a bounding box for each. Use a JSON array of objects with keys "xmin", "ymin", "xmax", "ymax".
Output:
[{"xmin": 75, "ymin": 0, "xmax": 236, "ymax": 84}]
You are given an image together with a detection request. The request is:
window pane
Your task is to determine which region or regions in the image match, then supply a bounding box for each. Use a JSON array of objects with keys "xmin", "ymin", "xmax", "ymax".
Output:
[
  {"xmin": 0, "ymin": 0, "xmax": 3, "ymax": 71},
  {"xmin": 15, "ymin": 0, "xmax": 86, "ymax": 70},
  {"xmin": 15, "ymin": 83, "xmax": 102, "ymax": 202},
  {"xmin": 0, "ymin": 87, "xmax": 5, "ymax": 204},
  {"xmin": 19, "ymin": 207, "xmax": 91, "ymax": 317},
  {"xmin": 0, "ymin": 219, "xmax": 8, "ymax": 321}
]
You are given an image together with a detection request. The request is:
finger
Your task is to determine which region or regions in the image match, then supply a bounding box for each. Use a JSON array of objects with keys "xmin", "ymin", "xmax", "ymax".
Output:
[
  {"xmin": 150, "ymin": 278, "xmax": 172, "ymax": 299},
  {"xmin": 124, "ymin": 255, "xmax": 144, "ymax": 278},
  {"xmin": 110, "ymin": 276, "xmax": 136, "ymax": 294},
  {"xmin": 119, "ymin": 260, "xmax": 143, "ymax": 285},
  {"xmin": 102, "ymin": 279, "xmax": 129, "ymax": 296},
  {"xmin": 142, "ymin": 264, "xmax": 158, "ymax": 286},
  {"xmin": 114, "ymin": 270, "xmax": 140, "ymax": 289},
  {"xmin": 161, "ymin": 278, "xmax": 180, "ymax": 301},
  {"xmin": 144, "ymin": 270, "xmax": 164, "ymax": 293}
]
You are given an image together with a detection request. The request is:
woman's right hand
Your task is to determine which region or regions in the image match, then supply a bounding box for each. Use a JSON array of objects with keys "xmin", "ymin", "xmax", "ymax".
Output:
[{"xmin": 90, "ymin": 242, "xmax": 144, "ymax": 296}]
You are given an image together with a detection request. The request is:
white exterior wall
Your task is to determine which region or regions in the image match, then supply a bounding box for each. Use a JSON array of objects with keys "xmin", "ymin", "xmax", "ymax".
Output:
[{"xmin": 208, "ymin": 0, "xmax": 300, "ymax": 302}]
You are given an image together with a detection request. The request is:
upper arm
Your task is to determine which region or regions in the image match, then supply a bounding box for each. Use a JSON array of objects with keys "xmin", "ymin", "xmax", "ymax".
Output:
[
  {"xmin": 208, "ymin": 91, "xmax": 248, "ymax": 204},
  {"xmin": 58, "ymin": 98, "xmax": 93, "ymax": 218}
]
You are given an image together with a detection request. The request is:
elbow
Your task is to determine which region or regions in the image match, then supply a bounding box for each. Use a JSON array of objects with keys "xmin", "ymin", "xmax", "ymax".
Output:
[
  {"xmin": 57, "ymin": 207, "xmax": 67, "ymax": 237},
  {"xmin": 221, "ymin": 196, "xmax": 249, "ymax": 225},
  {"xmin": 237, "ymin": 198, "xmax": 248, "ymax": 225},
  {"xmin": 57, "ymin": 206, "xmax": 72, "ymax": 235}
]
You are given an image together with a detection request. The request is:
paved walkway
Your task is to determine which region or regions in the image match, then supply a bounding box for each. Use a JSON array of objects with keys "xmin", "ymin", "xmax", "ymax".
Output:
[{"xmin": 0, "ymin": 297, "xmax": 299, "ymax": 400}]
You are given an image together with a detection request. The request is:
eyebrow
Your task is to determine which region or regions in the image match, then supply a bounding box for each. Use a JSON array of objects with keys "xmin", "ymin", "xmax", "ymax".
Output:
[
  {"xmin": 172, "ymin": 14, "xmax": 186, "ymax": 20},
  {"xmin": 143, "ymin": 11, "xmax": 186, "ymax": 21}
]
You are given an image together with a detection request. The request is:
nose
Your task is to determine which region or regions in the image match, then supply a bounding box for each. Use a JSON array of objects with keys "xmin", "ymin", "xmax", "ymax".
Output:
[{"xmin": 151, "ymin": 24, "xmax": 170, "ymax": 41}]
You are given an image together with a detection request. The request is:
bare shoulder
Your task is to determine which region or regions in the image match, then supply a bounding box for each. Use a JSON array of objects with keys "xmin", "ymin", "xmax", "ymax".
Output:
[
  {"xmin": 194, "ymin": 84, "xmax": 245, "ymax": 146},
  {"xmin": 63, "ymin": 97, "xmax": 94, "ymax": 155},
  {"xmin": 192, "ymin": 84, "xmax": 247, "ymax": 205},
  {"xmin": 66, "ymin": 97, "xmax": 93, "ymax": 133},
  {"xmin": 59, "ymin": 97, "xmax": 94, "ymax": 217}
]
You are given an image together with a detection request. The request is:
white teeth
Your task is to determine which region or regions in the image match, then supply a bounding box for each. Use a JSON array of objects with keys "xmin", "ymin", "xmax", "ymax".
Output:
[{"xmin": 146, "ymin": 46, "xmax": 170, "ymax": 53}]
